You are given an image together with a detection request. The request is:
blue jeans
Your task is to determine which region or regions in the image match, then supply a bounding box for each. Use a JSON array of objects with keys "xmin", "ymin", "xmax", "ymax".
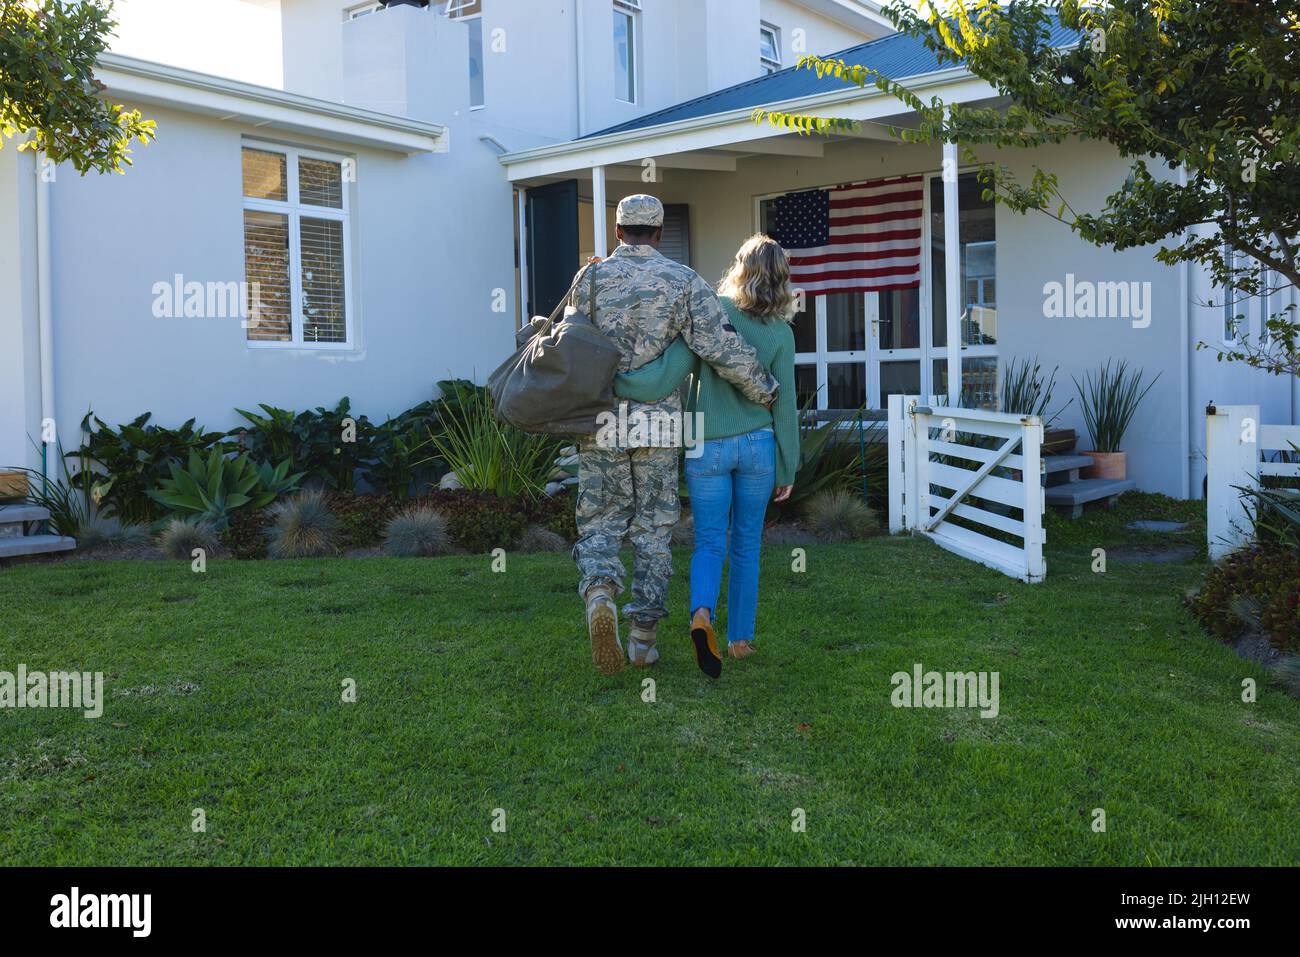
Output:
[{"xmin": 684, "ymin": 428, "xmax": 776, "ymax": 643}]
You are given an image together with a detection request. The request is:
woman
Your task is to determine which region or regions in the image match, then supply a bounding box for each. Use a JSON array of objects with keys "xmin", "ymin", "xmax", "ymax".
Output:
[{"xmin": 615, "ymin": 234, "xmax": 799, "ymax": 677}]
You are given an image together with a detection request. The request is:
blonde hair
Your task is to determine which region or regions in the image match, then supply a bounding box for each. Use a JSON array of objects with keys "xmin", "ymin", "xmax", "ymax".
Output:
[{"xmin": 717, "ymin": 234, "xmax": 794, "ymax": 321}]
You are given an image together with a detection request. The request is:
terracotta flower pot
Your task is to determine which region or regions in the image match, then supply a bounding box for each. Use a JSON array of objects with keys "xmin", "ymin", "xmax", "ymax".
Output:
[{"xmin": 1081, "ymin": 450, "xmax": 1126, "ymax": 480}]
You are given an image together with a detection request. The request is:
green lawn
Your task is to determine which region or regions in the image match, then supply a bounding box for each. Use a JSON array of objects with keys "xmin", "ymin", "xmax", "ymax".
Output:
[{"xmin": 1, "ymin": 501, "xmax": 1297, "ymax": 865}]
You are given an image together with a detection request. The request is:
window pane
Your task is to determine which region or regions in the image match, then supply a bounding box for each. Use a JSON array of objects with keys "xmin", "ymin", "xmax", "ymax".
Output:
[
  {"xmin": 795, "ymin": 364, "xmax": 818, "ymax": 409},
  {"xmin": 878, "ymin": 360, "xmax": 919, "ymax": 408},
  {"xmin": 760, "ymin": 27, "xmax": 779, "ymax": 62},
  {"xmin": 614, "ymin": 10, "xmax": 634, "ymax": 102},
  {"xmin": 299, "ymin": 156, "xmax": 343, "ymax": 208},
  {"xmin": 826, "ymin": 293, "xmax": 865, "ymax": 351},
  {"xmin": 468, "ymin": 17, "xmax": 485, "ymax": 107},
  {"xmin": 878, "ymin": 287, "xmax": 920, "ymax": 350},
  {"xmin": 300, "ymin": 217, "xmax": 347, "ymax": 343},
  {"xmin": 244, "ymin": 211, "xmax": 292, "ymax": 342},
  {"xmin": 827, "ymin": 362, "xmax": 865, "ymax": 410},
  {"xmin": 242, "ymin": 148, "xmax": 286, "ymax": 201},
  {"xmin": 933, "ymin": 357, "xmax": 998, "ymax": 409},
  {"xmin": 930, "ymin": 173, "xmax": 996, "ymax": 348},
  {"xmin": 791, "ymin": 295, "xmax": 816, "ymax": 353}
]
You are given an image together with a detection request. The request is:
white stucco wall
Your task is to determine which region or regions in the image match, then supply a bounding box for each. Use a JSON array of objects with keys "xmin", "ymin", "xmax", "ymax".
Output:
[
  {"xmin": 280, "ymin": 0, "xmax": 882, "ymax": 142},
  {"xmin": 39, "ymin": 99, "xmax": 517, "ymax": 447}
]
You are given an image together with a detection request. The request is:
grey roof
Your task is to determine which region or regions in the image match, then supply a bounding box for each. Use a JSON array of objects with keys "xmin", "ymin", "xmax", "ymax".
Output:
[{"xmin": 583, "ymin": 20, "xmax": 1080, "ymax": 140}]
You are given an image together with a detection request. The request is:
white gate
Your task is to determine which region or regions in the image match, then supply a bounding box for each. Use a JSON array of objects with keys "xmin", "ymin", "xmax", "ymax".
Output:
[
  {"xmin": 888, "ymin": 394, "xmax": 1047, "ymax": 583},
  {"xmin": 1206, "ymin": 404, "xmax": 1300, "ymax": 560}
]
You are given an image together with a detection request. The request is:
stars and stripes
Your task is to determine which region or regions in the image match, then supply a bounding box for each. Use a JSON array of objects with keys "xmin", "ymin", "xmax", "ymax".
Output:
[{"xmin": 769, "ymin": 175, "xmax": 924, "ymax": 296}]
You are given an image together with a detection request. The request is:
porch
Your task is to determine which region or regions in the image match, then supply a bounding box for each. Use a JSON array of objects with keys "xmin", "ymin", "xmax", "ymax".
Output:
[{"xmin": 499, "ymin": 68, "xmax": 1194, "ymax": 499}]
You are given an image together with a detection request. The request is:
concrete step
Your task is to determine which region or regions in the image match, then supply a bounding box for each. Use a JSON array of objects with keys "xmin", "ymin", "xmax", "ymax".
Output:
[
  {"xmin": 1042, "ymin": 454, "xmax": 1093, "ymax": 475},
  {"xmin": 1046, "ymin": 478, "xmax": 1137, "ymax": 519},
  {"xmin": 0, "ymin": 503, "xmax": 51, "ymax": 524},
  {"xmin": 0, "ymin": 534, "xmax": 77, "ymax": 559}
]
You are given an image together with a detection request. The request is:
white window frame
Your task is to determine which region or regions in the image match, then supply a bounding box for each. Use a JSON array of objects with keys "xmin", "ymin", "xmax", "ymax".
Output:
[
  {"xmin": 344, "ymin": 1, "xmax": 381, "ymax": 20},
  {"xmin": 760, "ymin": 22, "xmax": 782, "ymax": 74},
  {"xmin": 445, "ymin": 0, "xmax": 482, "ymax": 17},
  {"xmin": 242, "ymin": 141, "xmax": 354, "ymax": 351},
  {"xmin": 613, "ymin": 0, "xmax": 640, "ymax": 104}
]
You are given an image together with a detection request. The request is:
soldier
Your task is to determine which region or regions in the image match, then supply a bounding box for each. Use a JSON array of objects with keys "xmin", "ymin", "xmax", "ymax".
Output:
[{"xmin": 569, "ymin": 194, "xmax": 779, "ymax": 676}]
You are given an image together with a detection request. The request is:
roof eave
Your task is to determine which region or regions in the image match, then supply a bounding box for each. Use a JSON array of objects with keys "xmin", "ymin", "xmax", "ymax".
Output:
[
  {"xmin": 96, "ymin": 52, "xmax": 449, "ymax": 155},
  {"xmin": 500, "ymin": 65, "xmax": 990, "ymax": 181}
]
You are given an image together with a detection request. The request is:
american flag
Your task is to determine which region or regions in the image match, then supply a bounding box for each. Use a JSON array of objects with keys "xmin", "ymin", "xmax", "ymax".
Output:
[{"xmin": 769, "ymin": 175, "xmax": 924, "ymax": 296}]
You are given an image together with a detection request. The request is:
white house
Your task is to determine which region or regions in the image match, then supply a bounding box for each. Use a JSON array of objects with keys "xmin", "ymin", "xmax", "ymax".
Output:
[{"xmin": 1, "ymin": 0, "xmax": 1295, "ymax": 506}]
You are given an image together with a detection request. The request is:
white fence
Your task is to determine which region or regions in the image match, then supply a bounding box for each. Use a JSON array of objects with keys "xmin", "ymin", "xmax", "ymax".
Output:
[
  {"xmin": 888, "ymin": 394, "xmax": 1047, "ymax": 583},
  {"xmin": 1205, "ymin": 404, "xmax": 1300, "ymax": 560}
]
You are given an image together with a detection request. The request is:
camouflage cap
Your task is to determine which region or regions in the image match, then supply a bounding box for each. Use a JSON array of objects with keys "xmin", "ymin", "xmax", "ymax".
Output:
[{"xmin": 616, "ymin": 194, "xmax": 665, "ymax": 228}]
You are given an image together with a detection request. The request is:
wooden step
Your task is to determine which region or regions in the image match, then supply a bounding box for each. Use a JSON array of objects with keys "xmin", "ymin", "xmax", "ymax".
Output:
[
  {"xmin": 0, "ymin": 503, "xmax": 51, "ymax": 524},
  {"xmin": 1046, "ymin": 478, "xmax": 1136, "ymax": 519},
  {"xmin": 0, "ymin": 534, "xmax": 76, "ymax": 559}
]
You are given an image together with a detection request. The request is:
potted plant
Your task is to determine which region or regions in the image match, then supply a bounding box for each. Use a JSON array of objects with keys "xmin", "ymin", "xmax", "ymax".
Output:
[{"xmin": 1073, "ymin": 360, "xmax": 1160, "ymax": 481}]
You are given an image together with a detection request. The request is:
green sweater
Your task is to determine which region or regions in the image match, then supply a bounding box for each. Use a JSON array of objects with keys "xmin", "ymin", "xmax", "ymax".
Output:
[{"xmin": 615, "ymin": 297, "xmax": 800, "ymax": 485}]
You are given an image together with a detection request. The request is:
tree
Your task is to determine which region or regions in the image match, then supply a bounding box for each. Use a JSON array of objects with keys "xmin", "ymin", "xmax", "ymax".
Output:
[
  {"xmin": 757, "ymin": 0, "xmax": 1300, "ymax": 377},
  {"xmin": 1, "ymin": 0, "xmax": 154, "ymax": 174}
]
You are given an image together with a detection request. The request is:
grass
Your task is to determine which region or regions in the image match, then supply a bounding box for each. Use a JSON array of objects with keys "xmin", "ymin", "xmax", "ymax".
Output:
[{"xmin": 0, "ymin": 494, "xmax": 1296, "ymax": 865}]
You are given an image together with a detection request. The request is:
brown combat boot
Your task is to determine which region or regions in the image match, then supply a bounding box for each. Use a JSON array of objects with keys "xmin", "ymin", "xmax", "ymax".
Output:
[
  {"xmin": 628, "ymin": 620, "xmax": 659, "ymax": 668},
  {"xmin": 585, "ymin": 583, "xmax": 624, "ymax": 676}
]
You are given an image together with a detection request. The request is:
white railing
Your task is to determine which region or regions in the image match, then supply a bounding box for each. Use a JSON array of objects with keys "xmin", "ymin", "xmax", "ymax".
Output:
[
  {"xmin": 1205, "ymin": 404, "xmax": 1300, "ymax": 560},
  {"xmin": 888, "ymin": 394, "xmax": 1047, "ymax": 583}
]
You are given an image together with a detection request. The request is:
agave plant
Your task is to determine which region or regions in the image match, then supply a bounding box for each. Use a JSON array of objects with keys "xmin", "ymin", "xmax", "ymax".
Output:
[
  {"xmin": 1073, "ymin": 360, "xmax": 1161, "ymax": 454},
  {"xmin": 147, "ymin": 447, "xmax": 303, "ymax": 529}
]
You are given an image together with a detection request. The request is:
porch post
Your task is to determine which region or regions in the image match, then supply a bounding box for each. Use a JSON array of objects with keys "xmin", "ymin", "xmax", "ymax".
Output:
[
  {"xmin": 592, "ymin": 165, "xmax": 608, "ymax": 259},
  {"xmin": 942, "ymin": 141, "xmax": 961, "ymax": 407}
]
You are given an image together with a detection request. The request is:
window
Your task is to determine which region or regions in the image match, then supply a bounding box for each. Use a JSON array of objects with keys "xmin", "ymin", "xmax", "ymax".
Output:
[
  {"xmin": 344, "ymin": 2, "xmax": 381, "ymax": 20},
  {"xmin": 1259, "ymin": 267, "xmax": 1273, "ymax": 344},
  {"xmin": 242, "ymin": 144, "xmax": 351, "ymax": 348},
  {"xmin": 614, "ymin": 0, "xmax": 640, "ymax": 103},
  {"xmin": 445, "ymin": 0, "xmax": 484, "ymax": 108},
  {"xmin": 760, "ymin": 23, "xmax": 782, "ymax": 74}
]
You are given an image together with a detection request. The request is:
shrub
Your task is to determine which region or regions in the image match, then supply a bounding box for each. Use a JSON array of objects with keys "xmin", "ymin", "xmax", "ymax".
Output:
[
  {"xmin": 267, "ymin": 490, "xmax": 338, "ymax": 559},
  {"xmin": 1189, "ymin": 545, "xmax": 1300, "ymax": 653},
  {"xmin": 383, "ymin": 506, "xmax": 451, "ymax": 557},
  {"xmin": 1274, "ymin": 658, "xmax": 1300, "ymax": 700},
  {"xmin": 231, "ymin": 397, "xmax": 378, "ymax": 492},
  {"xmin": 804, "ymin": 489, "xmax": 877, "ymax": 542},
  {"xmin": 7, "ymin": 440, "xmax": 92, "ymax": 538},
  {"xmin": 425, "ymin": 386, "xmax": 558, "ymax": 499},
  {"xmin": 221, "ymin": 508, "xmax": 272, "ymax": 560},
  {"xmin": 70, "ymin": 411, "xmax": 224, "ymax": 523},
  {"xmin": 330, "ymin": 492, "xmax": 401, "ymax": 549},
  {"xmin": 159, "ymin": 519, "xmax": 220, "ymax": 560},
  {"xmin": 78, "ymin": 518, "xmax": 150, "ymax": 551},
  {"xmin": 519, "ymin": 524, "xmax": 568, "ymax": 553}
]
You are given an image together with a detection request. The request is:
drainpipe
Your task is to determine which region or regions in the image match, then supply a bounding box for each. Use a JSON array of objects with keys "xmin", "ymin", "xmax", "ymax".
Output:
[
  {"xmin": 942, "ymin": 141, "xmax": 961, "ymax": 407},
  {"xmin": 1178, "ymin": 165, "xmax": 1191, "ymax": 499},
  {"xmin": 36, "ymin": 151, "xmax": 54, "ymax": 504},
  {"xmin": 574, "ymin": 0, "xmax": 586, "ymax": 137}
]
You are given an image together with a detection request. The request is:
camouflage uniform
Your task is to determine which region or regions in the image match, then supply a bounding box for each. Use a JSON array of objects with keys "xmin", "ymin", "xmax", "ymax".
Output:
[{"xmin": 571, "ymin": 196, "xmax": 778, "ymax": 626}]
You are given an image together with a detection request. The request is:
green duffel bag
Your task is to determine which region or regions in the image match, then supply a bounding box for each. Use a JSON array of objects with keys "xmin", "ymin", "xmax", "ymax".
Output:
[{"xmin": 489, "ymin": 262, "xmax": 621, "ymax": 436}]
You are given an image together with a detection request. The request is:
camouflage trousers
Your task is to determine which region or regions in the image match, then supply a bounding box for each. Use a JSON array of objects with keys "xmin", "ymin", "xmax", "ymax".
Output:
[{"xmin": 573, "ymin": 444, "xmax": 681, "ymax": 625}]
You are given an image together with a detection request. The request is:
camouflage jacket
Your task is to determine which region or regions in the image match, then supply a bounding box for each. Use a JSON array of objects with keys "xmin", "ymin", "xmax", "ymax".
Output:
[{"xmin": 568, "ymin": 243, "xmax": 778, "ymax": 449}]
